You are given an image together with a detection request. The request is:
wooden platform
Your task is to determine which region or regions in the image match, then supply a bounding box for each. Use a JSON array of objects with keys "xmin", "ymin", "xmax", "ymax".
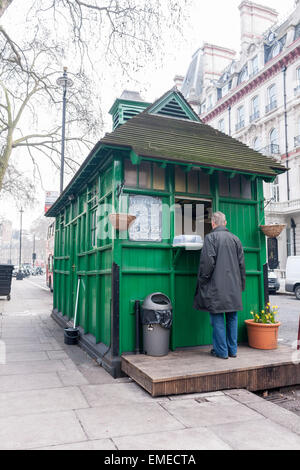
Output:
[{"xmin": 121, "ymin": 344, "xmax": 300, "ymax": 397}]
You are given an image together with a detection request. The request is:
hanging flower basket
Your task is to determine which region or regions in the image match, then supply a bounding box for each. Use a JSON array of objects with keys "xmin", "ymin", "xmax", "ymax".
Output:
[
  {"xmin": 109, "ymin": 213, "xmax": 136, "ymax": 231},
  {"xmin": 259, "ymin": 224, "xmax": 286, "ymax": 238}
]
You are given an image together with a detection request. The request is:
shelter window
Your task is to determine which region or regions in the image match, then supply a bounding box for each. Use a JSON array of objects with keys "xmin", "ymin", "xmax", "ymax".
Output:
[
  {"xmin": 175, "ymin": 197, "xmax": 212, "ymax": 239},
  {"xmin": 175, "ymin": 166, "xmax": 210, "ymax": 195},
  {"xmin": 124, "ymin": 159, "xmax": 165, "ymax": 191},
  {"xmin": 90, "ymin": 210, "xmax": 97, "ymax": 248},
  {"xmin": 128, "ymin": 195, "xmax": 162, "ymax": 242},
  {"xmin": 219, "ymin": 173, "xmax": 252, "ymax": 199}
]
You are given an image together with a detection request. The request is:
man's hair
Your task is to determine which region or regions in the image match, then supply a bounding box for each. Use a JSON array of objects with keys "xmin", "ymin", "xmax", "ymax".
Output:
[{"xmin": 212, "ymin": 211, "xmax": 226, "ymax": 226}]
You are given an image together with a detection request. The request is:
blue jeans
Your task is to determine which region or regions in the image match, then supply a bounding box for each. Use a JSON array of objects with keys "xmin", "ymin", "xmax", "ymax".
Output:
[{"xmin": 209, "ymin": 312, "xmax": 238, "ymax": 358}]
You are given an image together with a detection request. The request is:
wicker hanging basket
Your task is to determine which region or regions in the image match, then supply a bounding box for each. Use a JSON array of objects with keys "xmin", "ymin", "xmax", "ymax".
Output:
[
  {"xmin": 259, "ymin": 224, "xmax": 286, "ymax": 238},
  {"xmin": 109, "ymin": 213, "xmax": 136, "ymax": 231}
]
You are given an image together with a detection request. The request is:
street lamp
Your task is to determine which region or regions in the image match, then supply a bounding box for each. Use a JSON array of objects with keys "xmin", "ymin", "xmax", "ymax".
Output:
[
  {"xmin": 56, "ymin": 67, "xmax": 74, "ymax": 194},
  {"xmin": 16, "ymin": 207, "xmax": 24, "ymax": 281}
]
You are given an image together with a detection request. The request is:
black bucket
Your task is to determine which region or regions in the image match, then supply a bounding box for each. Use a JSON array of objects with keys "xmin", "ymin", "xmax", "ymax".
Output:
[{"xmin": 64, "ymin": 327, "xmax": 79, "ymax": 345}]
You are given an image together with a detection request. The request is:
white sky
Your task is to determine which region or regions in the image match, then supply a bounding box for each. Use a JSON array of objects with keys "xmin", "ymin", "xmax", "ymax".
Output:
[{"xmin": 0, "ymin": 0, "xmax": 296, "ymax": 230}]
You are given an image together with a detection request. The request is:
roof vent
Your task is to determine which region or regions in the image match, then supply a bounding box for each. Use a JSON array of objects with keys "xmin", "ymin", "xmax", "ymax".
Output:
[{"xmin": 109, "ymin": 90, "xmax": 150, "ymax": 130}]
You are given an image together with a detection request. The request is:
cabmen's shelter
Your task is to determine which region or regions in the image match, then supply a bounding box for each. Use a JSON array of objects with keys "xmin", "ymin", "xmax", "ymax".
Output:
[{"xmin": 46, "ymin": 89, "xmax": 286, "ymax": 379}]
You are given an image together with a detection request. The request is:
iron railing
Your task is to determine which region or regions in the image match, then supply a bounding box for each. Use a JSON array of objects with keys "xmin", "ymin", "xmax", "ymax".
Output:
[
  {"xmin": 259, "ymin": 144, "xmax": 280, "ymax": 156},
  {"xmin": 265, "ymin": 100, "xmax": 277, "ymax": 114}
]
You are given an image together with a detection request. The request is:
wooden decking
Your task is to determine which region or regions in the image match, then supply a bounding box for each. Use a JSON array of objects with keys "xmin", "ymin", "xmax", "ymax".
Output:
[{"xmin": 121, "ymin": 344, "xmax": 300, "ymax": 397}]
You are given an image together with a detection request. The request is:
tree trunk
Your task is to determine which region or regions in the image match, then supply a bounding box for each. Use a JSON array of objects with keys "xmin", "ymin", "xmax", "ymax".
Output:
[{"xmin": 0, "ymin": 0, "xmax": 13, "ymax": 18}]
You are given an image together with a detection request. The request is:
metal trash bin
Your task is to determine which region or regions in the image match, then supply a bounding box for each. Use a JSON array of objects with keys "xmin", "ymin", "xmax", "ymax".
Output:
[
  {"xmin": 141, "ymin": 293, "xmax": 173, "ymax": 357},
  {"xmin": 0, "ymin": 264, "xmax": 14, "ymax": 301}
]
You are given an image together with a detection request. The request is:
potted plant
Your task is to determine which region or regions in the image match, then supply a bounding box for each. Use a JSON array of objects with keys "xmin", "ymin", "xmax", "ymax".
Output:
[{"xmin": 245, "ymin": 303, "xmax": 281, "ymax": 350}]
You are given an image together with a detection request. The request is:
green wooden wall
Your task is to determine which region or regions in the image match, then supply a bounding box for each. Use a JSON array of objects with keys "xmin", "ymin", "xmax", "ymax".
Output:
[{"xmin": 53, "ymin": 155, "xmax": 266, "ymax": 356}]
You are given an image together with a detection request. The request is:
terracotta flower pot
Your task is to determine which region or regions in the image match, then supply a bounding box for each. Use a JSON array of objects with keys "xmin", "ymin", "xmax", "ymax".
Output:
[
  {"xmin": 245, "ymin": 319, "xmax": 281, "ymax": 350},
  {"xmin": 109, "ymin": 213, "xmax": 136, "ymax": 231}
]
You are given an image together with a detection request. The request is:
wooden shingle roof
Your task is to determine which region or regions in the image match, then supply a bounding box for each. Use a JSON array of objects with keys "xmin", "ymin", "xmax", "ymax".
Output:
[{"xmin": 100, "ymin": 111, "xmax": 285, "ymax": 178}]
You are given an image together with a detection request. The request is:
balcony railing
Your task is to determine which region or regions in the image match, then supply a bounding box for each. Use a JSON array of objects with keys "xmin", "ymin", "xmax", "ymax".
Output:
[
  {"xmin": 294, "ymin": 85, "xmax": 300, "ymax": 97},
  {"xmin": 259, "ymin": 144, "xmax": 280, "ymax": 156},
  {"xmin": 295, "ymin": 135, "xmax": 300, "ymax": 148},
  {"xmin": 265, "ymin": 100, "xmax": 277, "ymax": 114},
  {"xmin": 249, "ymin": 111, "xmax": 260, "ymax": 123},
  {"xmin": 235, "ymin": 120, "xmax": 245, "ymax": 132},
  {"xmin": 267, "ymin": 198, "xmax": 300, "ymax": 214}
]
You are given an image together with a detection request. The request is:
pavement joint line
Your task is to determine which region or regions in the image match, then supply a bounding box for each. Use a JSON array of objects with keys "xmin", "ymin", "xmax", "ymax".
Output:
[
  {"xmin": 25, "ymin": 280, "xmax": 50, "ymax": 292},
  {"xmin": 223, "ymin": 390, "xmax": 300, "ymax": 435},
  {"xmin": 157, "ymin": 400, "xmax": 190, "ymax": 429}
]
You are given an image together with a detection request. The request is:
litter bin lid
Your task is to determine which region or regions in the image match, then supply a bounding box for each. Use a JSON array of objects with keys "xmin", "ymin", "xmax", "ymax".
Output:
[{"xmin": 142, "ymin": 292, "xmax": 172, "ymax": 311}]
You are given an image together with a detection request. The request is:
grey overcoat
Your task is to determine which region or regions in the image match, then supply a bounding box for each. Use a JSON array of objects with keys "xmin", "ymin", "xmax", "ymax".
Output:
[{"xmin": 193, "ymin": 226, "xmax": 246, "ymax": 314}]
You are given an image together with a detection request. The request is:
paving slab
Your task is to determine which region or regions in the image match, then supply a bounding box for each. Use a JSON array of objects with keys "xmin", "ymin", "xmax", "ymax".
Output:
[
  {"xmin": 78, "ymin": 364, "xmax": 132, "ymax": 385},
  {"xmin": 80, "ymin": 383, "xmax": 166, "ymax": 407},
  {"xmin": 210, "ymin": 418, "xmax": 300, "ymax": 450},
  {"xmin": 114, "ymin": 426, "xmax": 232, "ymax": 450},
  {"xmin": 0, "ymin": 386, "xmax": 89, "ymax": 417},
  {"xmin": 0, "ymin": 359, "xmax": 67, "ymax": 376},
  {"xmin": 5, "ymin": 351, "xmax": 50, "ymax": 363},
  {"xmin": 0, "ymin": 410, "xmax": 87, "ymax": 450},
  {"xmin": 47, "ymin": 350, "xmax": 70, "ymax": 360},
  {"xmin": 161, "ymin": 397, "xmax": 265, "ymax": 428},
  {"xmin": 5, "ymin": 342, "xmax": 62, "ymax": 353},
  {"xmin": 76, "ymin": 402, "xmax": 183, "ymax": 440},
  {"xmin": 57, "ymin": 370, "xmax": 89, "ymax": 387},
  {"xmin": 0, "ymin": 373, "xmax": 63, "ymax": 393}
]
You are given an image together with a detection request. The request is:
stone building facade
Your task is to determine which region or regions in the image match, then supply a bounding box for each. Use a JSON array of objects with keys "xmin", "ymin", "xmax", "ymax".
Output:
[{"xmin": 176, "ymin": 0, "xmax": 300, "ymax": 272}]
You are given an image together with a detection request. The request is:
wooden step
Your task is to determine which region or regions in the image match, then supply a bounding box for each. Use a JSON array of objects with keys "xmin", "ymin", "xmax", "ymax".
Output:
[{"xmin": 122, "ymin": 344, "xmax": 300, "ymax": 397}]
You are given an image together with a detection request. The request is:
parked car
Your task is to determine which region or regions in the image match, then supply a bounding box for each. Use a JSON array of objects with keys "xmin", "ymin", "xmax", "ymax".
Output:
[
  {"xmin": 268, "ymin": 271, "xmax": 280, "ymax": 295},
  {"xmin": 285, "ymin": 256, "xmax": 300, "ymax": 300}
]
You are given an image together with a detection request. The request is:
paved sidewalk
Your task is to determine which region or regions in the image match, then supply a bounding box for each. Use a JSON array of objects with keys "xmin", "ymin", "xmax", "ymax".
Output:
[{"xmin": 0, "ymin": 278, "xmax": 300, "ymax": 450}]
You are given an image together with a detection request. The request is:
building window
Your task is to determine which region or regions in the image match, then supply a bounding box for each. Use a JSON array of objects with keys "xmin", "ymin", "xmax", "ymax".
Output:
[
  {"xmin": 270, "ymin": 128, "xmax": 279, "ymax": 154},
  {"xmin": 251, "ymin": 56, "xmax": 259, "ymax": 76},
  {"xmin": 207, "ymin": 95, "xmax": 213, "ymax": 111},
  {"xmin": 236, "ymin": 106, "xmax": 245, "ymax": 131},
  {"xmin": 253, "ymin": 137, "xmax": 261, "ymax": 151},
  {"xmin": 218, "ymin": 119, "xmax": 225, "ymax": 133},
  {"xmin": 271, "ymin": 176, "xmax": 280, "ymax": 203},
  {"xmin": 238, "ymin": 65, "xmax": 248, "ymax": 84},
  {"xmin": 250, "ymin": 96, "xmax": 260, "ymax": 122},
  {"xmin": 266, "ymin": 84, "xmax": 277, "ymax": 113},
  {"xmin": 295, "ymin": 68, "xmax": 300, "ymax": 96}
]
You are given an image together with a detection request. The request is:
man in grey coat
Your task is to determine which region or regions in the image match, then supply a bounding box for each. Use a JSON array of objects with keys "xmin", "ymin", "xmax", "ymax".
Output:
[{"xmin": 193, "ymin": 212, "xmax": 246, "ymax": 359}]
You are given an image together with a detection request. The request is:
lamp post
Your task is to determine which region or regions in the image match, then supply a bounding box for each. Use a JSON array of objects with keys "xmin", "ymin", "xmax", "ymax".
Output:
[
  {"xmin": 56, "ymin": 67, "xmax": 74, "ymax": 194},
  {"xmin": 16, "ymin": 207, "xmax": 24, "ymax": 281}
]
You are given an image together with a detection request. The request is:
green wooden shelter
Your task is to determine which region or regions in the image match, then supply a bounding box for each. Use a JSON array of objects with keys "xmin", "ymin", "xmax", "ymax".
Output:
[{"xmin": 46, "ymin": 89, "xmax": 286, "ymax": 377}]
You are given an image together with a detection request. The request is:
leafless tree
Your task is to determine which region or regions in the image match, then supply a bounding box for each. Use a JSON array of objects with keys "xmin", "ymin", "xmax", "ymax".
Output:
[
  {"xmin": 30, "ymin": 0, "xmax": 190, "ymax": 76},
  {"xmin": 0, "ymin": 0, "xmax": 190, "ymax": 200},
  {"xmin": 0, "ymin": 25, "xmax": 100, "ymax": 197},
  {"xmin": 0, "ymin": 0, "xmax": 13, "ymax": 18}
]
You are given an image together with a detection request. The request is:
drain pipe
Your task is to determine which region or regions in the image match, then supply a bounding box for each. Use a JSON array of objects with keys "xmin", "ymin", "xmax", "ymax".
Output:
[
  {"xmin": 135, "ymin": 300, "xmax": 141, "ymax": 354},
  {"xmin": 228, "ymin": 106, "xmax": 232, "ymax": 136},
  {"xmin": 282, "ymin": 65, "xmax": 290, "ymax": 201}
]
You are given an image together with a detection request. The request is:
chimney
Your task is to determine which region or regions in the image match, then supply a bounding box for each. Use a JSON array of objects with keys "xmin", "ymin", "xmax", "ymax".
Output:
[
  {"xmin": 201, "ymin": 43, "xmax": 236, "ymax": 86},
  {"xmin": 239, "ymin": 1, "xmax": 278, "ymax": 51}
]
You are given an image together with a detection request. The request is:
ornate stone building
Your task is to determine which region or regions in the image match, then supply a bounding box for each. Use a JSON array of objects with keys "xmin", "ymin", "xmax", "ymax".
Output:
[{"xmin": 177, "ymin": 0, "xmax": 300, "ymax": 272}]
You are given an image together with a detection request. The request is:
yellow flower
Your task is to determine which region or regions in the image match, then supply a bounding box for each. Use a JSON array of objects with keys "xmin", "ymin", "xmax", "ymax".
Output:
[{"xmin": 261, "ymin": 310, "xmax": 265, "ymax": 314}]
